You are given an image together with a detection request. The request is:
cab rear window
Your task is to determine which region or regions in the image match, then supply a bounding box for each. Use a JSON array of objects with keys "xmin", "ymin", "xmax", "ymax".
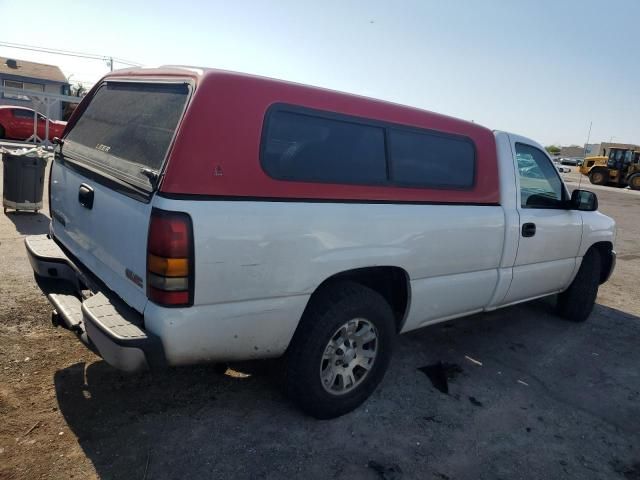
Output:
[{"xmin": 64, "ymin": 82, "xmax": 189, "ymax": 190}]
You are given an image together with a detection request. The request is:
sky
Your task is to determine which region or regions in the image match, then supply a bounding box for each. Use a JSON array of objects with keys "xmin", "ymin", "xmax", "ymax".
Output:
[{"xmin": 0, "ymin": 0, "xmax": 638, "ymax": 146}]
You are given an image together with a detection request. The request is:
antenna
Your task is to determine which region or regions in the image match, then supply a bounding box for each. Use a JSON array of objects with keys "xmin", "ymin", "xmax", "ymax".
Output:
[{"xmin": 578, "ymin": 121, "xmax": 592, "ymax": 190}]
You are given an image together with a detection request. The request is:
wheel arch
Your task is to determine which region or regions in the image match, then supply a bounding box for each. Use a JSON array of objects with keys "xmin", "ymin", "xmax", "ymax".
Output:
[
  {"xmin": 302, "ymin": 266, "xmax": 411, "ymax": 333},
  {"xmin": 585, "ymin": 241, "xmax": 614, "ymax": 284}
]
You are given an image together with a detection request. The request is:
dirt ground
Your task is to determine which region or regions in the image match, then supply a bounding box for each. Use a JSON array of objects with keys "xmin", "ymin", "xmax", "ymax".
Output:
[{"xmin": 0, "ymin": 163, "xmax": 639, "ymax": 480}]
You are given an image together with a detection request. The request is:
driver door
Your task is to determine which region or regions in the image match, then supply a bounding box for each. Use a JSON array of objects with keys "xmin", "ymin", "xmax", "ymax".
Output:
[
  {"xmin": 11, "ymin": 109, "xmax": 35, "ymax": 139},
  {"xmin": 502, "ymin": 136, "xmax": 582, "ymax": 304}
]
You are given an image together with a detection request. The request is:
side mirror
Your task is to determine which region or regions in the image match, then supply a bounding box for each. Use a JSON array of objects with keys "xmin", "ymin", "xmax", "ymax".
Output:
[{"xmin": 570, "ymin": 189, "xmax": 598, "ymax": 211}]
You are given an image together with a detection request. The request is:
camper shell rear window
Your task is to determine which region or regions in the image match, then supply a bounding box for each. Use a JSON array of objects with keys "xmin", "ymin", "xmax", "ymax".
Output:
[{"xmin": 64, "ymin": 81, "xmax": 190, "ymax": 192}]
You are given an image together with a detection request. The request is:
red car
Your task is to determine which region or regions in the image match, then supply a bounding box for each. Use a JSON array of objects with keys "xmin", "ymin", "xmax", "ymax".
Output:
[{"xmin": 0, "ymin": 106, "xmax": 66, "ymax": 141}]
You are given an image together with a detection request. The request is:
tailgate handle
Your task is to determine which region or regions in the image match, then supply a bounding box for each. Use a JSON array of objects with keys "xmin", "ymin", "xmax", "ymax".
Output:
[{"xmin": 78, "ymin": 184, "xmax": 94, "ymax": 209}]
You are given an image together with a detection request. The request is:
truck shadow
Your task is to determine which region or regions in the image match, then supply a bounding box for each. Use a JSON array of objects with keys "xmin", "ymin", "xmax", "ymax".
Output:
[
  {"xmin": 53, "ymin": 301, "xmax": 640, "ymax": 479},
  {"xmin": 4, "ymin": 210, "xmax": 50, "ymax": 235},
  {"xmin": 53, "ymin": 359, "xmax": 293, "ymax": 478}
]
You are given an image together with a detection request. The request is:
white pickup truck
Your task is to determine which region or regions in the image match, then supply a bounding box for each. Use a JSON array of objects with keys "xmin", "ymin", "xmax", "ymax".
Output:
[{"xmin": 26, "ymin": 67, "xmax": 616, "ymax": 418}]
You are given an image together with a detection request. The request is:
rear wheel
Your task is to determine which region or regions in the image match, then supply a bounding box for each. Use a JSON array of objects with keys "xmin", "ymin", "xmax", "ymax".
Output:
[
  {"xmin": 285, "ymin": 281, "xmax": 395, "ymax": 419},
  {"xmin": 557, "ymin": 249, "xmax": 601, "ymax": 322},
  {"xmin": 628, "ymin": 174, "xmax": 640, "ymax": 191},
  {"xmin": 589, "ymin": 170, "xmax": 607, "ymax": 185}
]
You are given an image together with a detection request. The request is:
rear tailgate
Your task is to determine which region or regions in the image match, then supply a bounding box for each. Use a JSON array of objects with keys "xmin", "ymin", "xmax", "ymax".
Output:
[{"xmin": 50, "ymin": 80, "xmax": 191, "ymax": 313}]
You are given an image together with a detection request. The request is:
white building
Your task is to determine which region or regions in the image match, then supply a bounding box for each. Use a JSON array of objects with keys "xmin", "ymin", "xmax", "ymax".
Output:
[{"xmin": 0, "ymin": 57, "xmax": 70, "ymax": 120}]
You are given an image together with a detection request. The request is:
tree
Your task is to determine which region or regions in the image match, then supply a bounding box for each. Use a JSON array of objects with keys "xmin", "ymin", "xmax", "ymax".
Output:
[
  {"xmin": 545, "ymin": 145, "xmax": 561, "ymax": 155},
  {"xmin": 62, "ymin": 83, "xmax": 86, "ymax": 120},
  {"xmin": 71, "ymin": 83, "xmax": 87, "ymax": 98}
]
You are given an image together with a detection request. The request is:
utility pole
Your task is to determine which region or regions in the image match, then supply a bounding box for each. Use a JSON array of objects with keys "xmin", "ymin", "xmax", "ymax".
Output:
[
  {"xmin": 583, "ymin": 121, "xmax": 593, "ymax": 156},
  {"xmin": 578, "ymin": 121, "xmax": 592, "ymax": 189},
  {"xmin": 108, "ymin": 57, "xmax": 113, "ymax": 71}
]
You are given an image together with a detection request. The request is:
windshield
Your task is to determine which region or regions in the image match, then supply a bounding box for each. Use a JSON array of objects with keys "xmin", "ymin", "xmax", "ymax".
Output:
[{"xmin": 64, "ymin": 81, "xmax": 189, "ymax": 190}]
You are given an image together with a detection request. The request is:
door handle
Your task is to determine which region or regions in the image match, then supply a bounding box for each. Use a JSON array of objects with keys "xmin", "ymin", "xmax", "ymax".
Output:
[
  {"xmin": 78, "ymin": 184, "xmax": 94, "ymax": 209},
  {"xmin": 522, "ymin": 222, "xmax": 536, "ymax": 237}
]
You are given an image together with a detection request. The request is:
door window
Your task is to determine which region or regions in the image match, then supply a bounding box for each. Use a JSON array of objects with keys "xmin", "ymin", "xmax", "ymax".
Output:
[
  {"xmin": 13, "ymin": 109, "xmax": 35, "ymax": 119},
  {"xmin": 515, "ymin": 143, "xmax": 565, "ymax": 208}
]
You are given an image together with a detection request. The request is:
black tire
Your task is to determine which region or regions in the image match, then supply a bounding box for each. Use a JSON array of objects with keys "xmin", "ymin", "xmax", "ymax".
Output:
[
  {"xmin": 589, "ymin": 170, "xmax": 607, "ymax": 185},
  {"xmin": 285, "ymin": 281, "xmax": 396, "ymax": 419},
  {"xmin": 557, "ymin": 249, "xmax": 601, "ymax": 322}
]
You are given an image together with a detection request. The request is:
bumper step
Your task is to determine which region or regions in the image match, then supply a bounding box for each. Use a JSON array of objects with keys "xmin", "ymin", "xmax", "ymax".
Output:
[
  {"xmin": 82, "ymin": 293, "xmax": 147, "ymax": 342},
  {"xmin": 26, "ymin": 233, "xmax": 166, "ymax": 372},
  {"xmin": 25, "ymin": 234, "xmax": 80, "ymax": 286},
  {"xmin": 26, "ymin": 234, "xmax": 67, "ymax": 262},
  {"xmin": 47, "ymin": 290, "xmax": 159, "ymax": 372}
]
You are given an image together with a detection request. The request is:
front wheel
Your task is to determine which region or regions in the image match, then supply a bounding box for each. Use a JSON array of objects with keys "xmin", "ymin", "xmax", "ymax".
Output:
[
  {"xmin": 557, "ymin": 249, "xmax": 601, "ymax": 322},
  {"xmin": 285, "ymin": 281, "xmax": 396, "ymax": 419},
  {"xmin": 589, "ymin": 170, "xmax": 607, "ymax": 185}
]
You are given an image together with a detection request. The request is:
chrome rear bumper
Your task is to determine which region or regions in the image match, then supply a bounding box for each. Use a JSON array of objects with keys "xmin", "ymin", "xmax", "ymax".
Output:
[{"xmin": 25, "ymin": 234, "xmax": 166, "ymax": 372}]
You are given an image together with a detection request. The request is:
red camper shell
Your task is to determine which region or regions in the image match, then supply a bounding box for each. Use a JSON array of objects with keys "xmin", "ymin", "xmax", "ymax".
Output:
[{"xmin": 72, "ymin": 67, "xmax": 500, "ymax": 204}]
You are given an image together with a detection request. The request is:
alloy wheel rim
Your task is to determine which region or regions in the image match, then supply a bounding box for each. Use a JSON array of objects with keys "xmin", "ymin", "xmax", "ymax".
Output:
[{"xmin": 319, "ymin": 318, "xmax": 378, "ymax": 395}]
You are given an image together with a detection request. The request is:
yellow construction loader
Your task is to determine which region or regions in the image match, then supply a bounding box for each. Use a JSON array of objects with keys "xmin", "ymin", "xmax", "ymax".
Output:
[{"xmin": 581, "ymin": 147, "xmax": 640, "ymax": 189}]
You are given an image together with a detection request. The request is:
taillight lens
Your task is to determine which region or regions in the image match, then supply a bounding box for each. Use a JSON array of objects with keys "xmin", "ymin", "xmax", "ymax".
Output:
[
  {"xmin": 47, "ymin": 158, "xmax": 54, "ymax": 218},
  {"xmin": 147, "ymin": 209, "xmax": 194, "ymax": 307}
]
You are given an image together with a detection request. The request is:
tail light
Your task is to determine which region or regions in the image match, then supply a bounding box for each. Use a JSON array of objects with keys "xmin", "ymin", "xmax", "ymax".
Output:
[
  {"xmin": 147, "ymin": 209, "xmax": 194, "ymax": 307},
  {"xmin": 47, "ymin": 157, "xmax": 54, "ymax": 218}
]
